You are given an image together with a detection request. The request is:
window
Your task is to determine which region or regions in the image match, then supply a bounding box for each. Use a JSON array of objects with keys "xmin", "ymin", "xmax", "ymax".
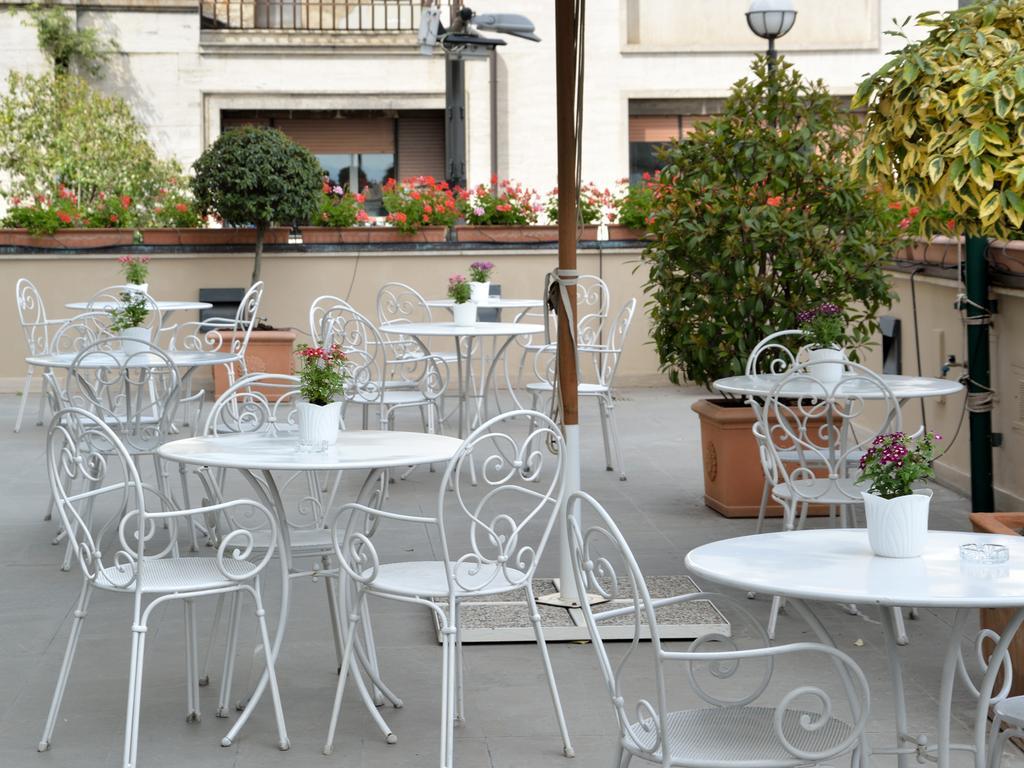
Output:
[{"xmin": 627, "ymin": 100, "xmax": 722, "ymax": 184}]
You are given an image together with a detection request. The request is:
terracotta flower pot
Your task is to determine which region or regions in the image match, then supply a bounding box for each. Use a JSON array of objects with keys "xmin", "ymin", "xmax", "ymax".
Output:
[
  {"xmin": 605, "ymin": 225, "xmax": 649, "ymax": 242},
  {"xmin": 212, "ymin": 329, "xmax": 297, "ymax": 397},
  {"xmin": 138, "ymin": 227, "xmax": 290, "ymax": 246},
  {"xmin": 0, "ymin": 228, "xmax": 134, "ymax": 249},
  {"xmin": 970, "ymin": 512, "xmax": 1024, "ymax": 696},
  {"xmin": 691, "ymin": 398, "xmax": 831, "ymax": 519},
  {"xmin": 299, "ymin": 226, "xmax": 448, "ymax": 244},
  {"xmin": 453, "ymin": 224, "xmax": 599, "ymax": 243}
]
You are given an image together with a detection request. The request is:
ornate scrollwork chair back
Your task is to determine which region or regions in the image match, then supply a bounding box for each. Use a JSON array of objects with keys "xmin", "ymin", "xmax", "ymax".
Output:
[
  {"xmin": 377, "ymin": 281, "xmax": 434, "ymax": 326},
  {"xmin": 575, "ymin": 274, "xmax": 612, "ymax": 347},
  {"xmin": 567, "ymin": 491, "xmax": 871, "ymax": 767},
  {"xmin": 85, "ymin": 285, "xmax": 164, "ymax": 339},
  {"xmin": 308, "ymin": 294, "xmax": 354, "ymax": 346},
  {"xmin": 589, "ymin": 297, "xmax": 637, "ymax": 387},
  {"xmin": 745, "ymin": 329, "xmax": 807, "ymax": 377}
]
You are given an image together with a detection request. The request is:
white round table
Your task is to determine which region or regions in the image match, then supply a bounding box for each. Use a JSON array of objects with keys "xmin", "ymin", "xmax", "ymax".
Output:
[
  {"xmin": 26, "ymin": 349, "xmax": 238, "ymax": 371},
  {"xmin": 380, "ymin": 321, "xmax": 544, "ymax": 437},
  {"xmin": 426, "ymin": 298, "xmax": 544, "ymax": 310},
  {"xmin": 66, "ymin": 299, "xmax": 212, "ymax": 325},
  {"xmin": 686, "ymin": 529, "xmax": 1024, "ymax": 767},
  {"xmin": 714, "ymin": 373, "xmax": 964, "ymax": 400},
  {"xmin": 158, "ymin": 430, "xmax": 462, "ymax": 746}
]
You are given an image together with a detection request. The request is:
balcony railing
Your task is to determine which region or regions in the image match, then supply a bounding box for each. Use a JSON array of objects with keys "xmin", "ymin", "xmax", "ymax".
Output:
[{"xmin": 200, "ymin": 0, "xmax": 453, "ymax": 32}]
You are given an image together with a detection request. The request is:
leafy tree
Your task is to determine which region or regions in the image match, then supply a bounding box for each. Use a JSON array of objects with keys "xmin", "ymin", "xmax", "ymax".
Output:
[
  {"xmin": 191, "ymin": 127, "xmax": 322, "ymax": 284},
  {"xmin": 0, "ymin": 71, "xmax": 176, "ymax": 206},
  {"xmin": 641, "ymin": 59, "xmax": 904, "ymax": 389},
  {"xmin": 19, "ymin": 3, "xmax": 117, "ymax": 76},
  {"xmin": 853, "ymin": 0, "xmax": 1024, "ymax": 237}
]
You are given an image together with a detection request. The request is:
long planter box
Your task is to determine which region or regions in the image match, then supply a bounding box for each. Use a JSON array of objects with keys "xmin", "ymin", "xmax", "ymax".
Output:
[
  {"xmin": 453, "ymin": 224, "xmax": 598, "ymax": 243},
  {"xmin": 0, "ymin": 228, "xmax": 134, "ymax": 249},
  {"xmin": 969, "ymin": 512, "xmax": 1024, "ymax": 697},
  {"xmin": 211, "ymin": 329, "xmax": 297, "ymax": 397},
  {"xmin": 606, "ymin": 225, "xmax": 649, "ymax": 242},
  {"xmin": 300, "ymin": 226, "xmax": 448, "ymax": 244},
  {"xmin": 139, "ymin": 227, "xmax": 291, "ymax": 246}
]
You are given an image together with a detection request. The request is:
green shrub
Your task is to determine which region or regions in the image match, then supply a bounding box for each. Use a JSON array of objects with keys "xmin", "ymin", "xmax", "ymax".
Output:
[{"xmin": 642, "ymin": 59, "xmax": 904, "ymax": 389}]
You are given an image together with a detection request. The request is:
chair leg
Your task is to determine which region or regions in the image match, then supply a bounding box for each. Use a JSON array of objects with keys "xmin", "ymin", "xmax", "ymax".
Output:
[
  {"xmin": 38, "ymin": 582, "xmax": 92, "ymax": 751},
  {"xmin": 199, "ymin": 593, "xmax": 223, "ymax": 688},
  {"xmin": 986, "ymin": 713, "xmax": 1003, "ymax": 768},
  {"xmin": 597, "ymin": 396, "xmax": 614, "ymax": 471},
  {"xmin": 216, "ymin": 592, "xmax": 243, "ymax": 718},
  {"xmin": 252, "ymin": 585, "xmax": 290, "ymax": 751},
  {"xmin": 525, "ymin": 582, "xmax": 575, "ymax": 758},
  {"xmin": 454, "ymin": 601, "xmax": 464, "ymax": 723},
  {"xmin": 123, "ymin": 614, "xmax": 148, "ymax": 768},
  {"xmin": 755, "ymin": 478, "xmax": 771, "ymax": 535},
  {"xmin": 605, "ymin": 396, "xmax": 628, "ymax": 481},
  {"xmin": 893, "ymin": 607, "xmax": 909, "ymax": 646},
  {"xmin": 767, "ymin": 595, "xmax": 783, "ymax": 641},
  {"xmin": 615, "ymin": 743, "xmax": 632, "ymax": 768},
  {"xmin": 183, "ymin": 599, "xmax": 201, "ymax": 723},
  {"xmin": 323, "ymin": 560, "xmax": 345, "ymax": 673},
  {"xmin": 14, "ymin": 368, "xmax": 33, "ymax": 433},
  {"xmin": 360, "ymin": 596, "xmax": 386, "ymax": 707},
  {"xmin": 323, "ymin": 594, "xmax": 361, "ymax": 756}
]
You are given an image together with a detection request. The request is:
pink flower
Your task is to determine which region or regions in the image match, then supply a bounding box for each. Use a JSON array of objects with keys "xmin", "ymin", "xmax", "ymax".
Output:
[
  {"xmin": 473, "ymin": 206, "xmax": 485, "ymax": 217},
  {"xmin": 898, "ymin": 217, "xmax": 911, "ymax": 229}
]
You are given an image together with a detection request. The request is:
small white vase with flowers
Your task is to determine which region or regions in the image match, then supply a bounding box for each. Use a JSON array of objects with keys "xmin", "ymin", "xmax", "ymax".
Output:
[
  {"xmin": 468, "ymin": 260, "xmax": 494, "ymax": 304},
  {"xmin": 448, "ymin": 274, "xmax": 476, "ymax": 326},
  {"xmin": 798, "ymin": 302, "xmax": 846, "ymax": 383},
  {"xmin": 295, "ymin": 343, "xmax": 347, "ymax": 452}
]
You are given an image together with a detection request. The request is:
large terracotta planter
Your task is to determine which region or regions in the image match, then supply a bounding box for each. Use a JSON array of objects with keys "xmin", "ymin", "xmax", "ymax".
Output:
[
  {"xmin": 453, "ymin": 224, "xmax": 598, "ymax": 243},
  {"xmin": 139, "ymin": 227, "xmax": 290, "ymax": 246},
  {"xmin": 300, "ymin": 226, "xmax": 447, "ymax": 244},
  {"xmin": 606, "ymin": 225, "xmax": 649, "ymax": 242},
  {"xmin": 212, "ymin": 329, "xmax": 296, "ymax": 397},
  {"xmin": 0, "ymin": 228, "xmax": 134, "ymax": 249},
  {"xmin": 692, "ymin": 398, "xmax": 830, "ymax": 519},
  {"xmin": 969, "ymin": 512, "xmax": 1024, "ymax": 696}
]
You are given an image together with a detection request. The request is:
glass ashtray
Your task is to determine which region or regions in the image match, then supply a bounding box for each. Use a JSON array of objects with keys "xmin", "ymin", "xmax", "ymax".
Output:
[{"xmin": 960, "ymin": 543, "xmax": 1010, "ymax": 564}]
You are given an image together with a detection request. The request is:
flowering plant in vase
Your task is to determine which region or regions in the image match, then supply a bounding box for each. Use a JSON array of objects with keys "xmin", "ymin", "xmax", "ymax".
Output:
[
  {"xmin": 857, "ymin": 431, "xmax": 940, "ymax": 558},
  {"xmin": 468, "ymin": 261, "xmax": 494, "ymax": 303},
  {"xmin": 798, "ymin": 302, "xmax": 846, "ymax": 382},
  {"xmin": 448, "ymin": 275, "xmax": 476, "ymax": 326},
  {"xmin": 118, "ymin": 255, "xmax": 150, "ymax": 288},
  {"xmin": 295, "ymin": 343, "xmax": 348, "ymax": 450},
  {"xmin": 108, "ymin": 291, "xmax": 151, "ymax": 354}
]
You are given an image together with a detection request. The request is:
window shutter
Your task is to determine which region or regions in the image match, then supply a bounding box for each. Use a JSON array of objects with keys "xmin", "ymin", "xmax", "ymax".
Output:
[
  {"xmin": 397, "ymin": 113, "xmax": 445, "ymax": 180},
  {"xmin": 274, "ymin": 117, "xmax": 395, "ymax": 154}
]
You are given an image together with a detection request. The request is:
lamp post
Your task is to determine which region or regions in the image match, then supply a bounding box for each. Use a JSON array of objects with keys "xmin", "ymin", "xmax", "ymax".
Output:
[{"xmin": 745, "ymin": 0, "xmax": 797, "ymax": 74}]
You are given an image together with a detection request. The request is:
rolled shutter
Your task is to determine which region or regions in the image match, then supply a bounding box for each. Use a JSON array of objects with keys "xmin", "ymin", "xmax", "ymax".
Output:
[{"xmin": 397, "ymin": 113, "xmax": 445, "ymax": 180}]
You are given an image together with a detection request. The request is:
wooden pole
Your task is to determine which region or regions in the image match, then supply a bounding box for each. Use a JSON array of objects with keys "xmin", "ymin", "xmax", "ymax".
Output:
[{"xmin": 555, "ymin": 0, "xmax": 578, "ymax": 429}]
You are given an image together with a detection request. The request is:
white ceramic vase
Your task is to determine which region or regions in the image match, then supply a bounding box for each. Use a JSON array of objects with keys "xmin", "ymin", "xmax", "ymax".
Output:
[
  {"xmin": 120, "ymin": 326, "xmax": 151, "ymax": 355},
  {"xmin": 470, "ymin": 281, "xmax": 491, "ymax": 304},
  {"xmin": 296, "ymin": 400, "xmax": 342, "ymax": 451},
  {"xmin": 127, "ymin": 282, "xmax": 149, "ymax": 295},
  {"xmin": 862, "ymin": 489, "xmax": 933, "ymax": 558},
  {"xmin": 807, "ymin": 346, "xmax": 845, "ymax": 383},
  {"xmin": 452, "ymin": 301, "xmax": 477, "ymax": 327}
]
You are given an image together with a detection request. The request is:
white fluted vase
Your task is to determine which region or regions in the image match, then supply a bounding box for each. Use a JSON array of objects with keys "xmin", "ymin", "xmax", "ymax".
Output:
[
  {"xmin": 120, "ymin": 326, "xmax": 151, "ymax": 355},
  {"xmin": 296, "ymin": 400, "xmax": 341, "ymax": 452},
  {"xmin": 862, "ymin": 489, "xmax": 933, "ymax": 558},
  {"xmin": 470, "ymin": 281, "xmax": 490, "ymax": 303},
  {"xmin": 452, "ymin": 302, "xmax": 477, "ymax": 326},
  {"xmin": 807, "ymin": 346, "xmax": 845, "ymax": 383}
]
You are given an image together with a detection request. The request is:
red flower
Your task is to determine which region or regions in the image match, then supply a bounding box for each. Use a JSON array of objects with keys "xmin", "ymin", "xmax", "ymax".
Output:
[
  {"xmin": 175, "ymin": 202, "xmax": 188, "ymax": 213},
  {"xmin": 946, "ymin": 219, "xmax": 956, "ymax": 231},
  {"xmin": 888, "ymin": 202, "xmax": 902, "ymax": 210},
  {"xmin": 322, "ymin": 181, "xmax": 331, "ymax": 193},
  {"xmin": 355, "ymin": 193, "xmax": 365, "ymax": 204},
  {"xmin": 908, "ymin": 206, "xmax": 920, "ymax": 217},
  {"xmin": 110, "ymin": 214, "xmax": 119, "ymax": 223},
  {"xmin": 898, "ymin": 217, "xmax": 911, "ymax": 229},
  {"xmin": 56, "ymin": 211, "xmax": 72, "ymax": 224},
  {"xmin": 120, "ymin": 195, "xmax": 132, "ymax": 209},
  {"xmin": 766, "ymin": 196, "xmax": 783, "ymax": 207}
]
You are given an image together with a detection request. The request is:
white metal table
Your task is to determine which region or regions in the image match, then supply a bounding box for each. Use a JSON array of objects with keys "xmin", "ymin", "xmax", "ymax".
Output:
[
  {"xmin": 714, "ymin": 372, "xmax": 964, "ymax": 401},
  {"xmin": 379, "ymin": 321, "xmax": 544, "ymax": 437},
  {"xmin": 686, "ymin": 529, "xmax": 1024, "ymax": 768},
  {"xmin": 26, "ymin": 349, "xmax": 237, "ymax": 371},
  {"xmin": 66, "ymin": 299, "xmax": 212, "ymax": 325},
  {"xmin": 425, "ymin": 297, "xmax": 544, "ymax": 311},
  {"xmin": 157, "ymin": 430, "xmax": 463, "ymax": 746}
]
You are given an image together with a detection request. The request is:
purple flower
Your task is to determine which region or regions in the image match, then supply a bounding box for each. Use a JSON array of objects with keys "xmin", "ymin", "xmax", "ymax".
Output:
[
  {"xmin": 817, "ymin": 302, "xmax": 841, "ymax": 316},
  {"xmin": 470, "ymin": 261, "xmax": 494, "ymax": 271},
  {"xmin": 472, "ymin": 206, "xmax": 485, "ymax": 217}
]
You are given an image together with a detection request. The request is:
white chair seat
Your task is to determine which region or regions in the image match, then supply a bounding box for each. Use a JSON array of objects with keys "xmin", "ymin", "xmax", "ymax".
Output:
[
  {"xmin": 240, "ymin": 527, "xmax": 333, "ymax": 553},
  {"xmin": 96, "ymin": 556, "xmax": 256, "ymax": 593},
  {"xmin": 361, "ymin": 560, "xmax": 528, "ymax": 598},
  {"xmin": 994, "ymin": 696, "xmax": 1024, "ymax": 724},
  {"xmin": 628, "ymin": 706, "xmax": 854, "ymax": 765},
  {"xmin": 349, "ymin": 390, "xmax": 435, "ymax": 406},
  {"xmin": 771, "ymin": 477, "xmax": 862, "ymax": 505},
  {"xmin": 526, "ymin": 381, "xmax": 608, "ymax": 395}
]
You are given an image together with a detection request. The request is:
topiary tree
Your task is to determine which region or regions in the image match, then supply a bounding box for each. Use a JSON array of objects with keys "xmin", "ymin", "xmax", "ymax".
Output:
[
  {"xmin": 852, "ymin": 0, "xmax": 1024, "ymax": 237},
  {"xmin": 641, "ymin": 59, "xmax": 905, "ymax": 388},
  {"xmin": 192, "ymin": 126, "xmax": 322, "ymax": 285}
]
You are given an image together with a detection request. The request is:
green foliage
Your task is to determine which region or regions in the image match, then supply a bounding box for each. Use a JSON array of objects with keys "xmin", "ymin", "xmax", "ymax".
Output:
[
  {"xmin": 381, "ymin": 176, "xmax": 460, "ymax": 232},
  {"xmin": 853, "ymin": 1, "xmax": 1024, "ymax": 237},
  {"xmin": 613, "ymin": 174, "xmax": 659, "ymax": 230},
  {"xmin": 857, "ymin": 431, "xmax": 939, "ymax": 499},
  {"xmin": 545, "ymin": 182, "xmax": 610, "ymax": 225},
  {"xmin": 641, "ymin": 59, "xmax": 902, "ymax": 389},
  {"xmin": 191, "ymin": 127, "xmax": 322, "ymax": 283},
  {"xmin": 296, "ymin": 344, "xmax": 348, "ymax": 406},
  {"xmin": 0, "ymin": 72, "xmax": 177, "ymax": 208},
  {"xmin": 447, "ymin": 275, "xmax": 471, "ymax": 304},
  {"xmin": 314, "ymin": 184, "xmax": 368, "ymax": 227},
  {"xmin": 797, "ymin": 302, "xmax": 846, "ymax": 348},
  {"xmin": 108, "ymin": 292, "xmax": 149, "ymax": 332},
  {"xmin": 118, "ymin": 255, "xmax": 149, "ymax": 285},
  {"xmin": 148, "ymin": 180, "xmax": 202, "ymax": 228},
  {"xmin": 20, "ymin": 3, "xmax": 117, "ymax": 76}
]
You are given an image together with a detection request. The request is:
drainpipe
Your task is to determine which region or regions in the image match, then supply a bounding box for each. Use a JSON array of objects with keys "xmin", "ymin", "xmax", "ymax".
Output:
[
  {"xmin": 489, "ymin": 49, "xmax": 498, "ymax": 194},
  {"xmin": 965, "ymin": 235, "xmax": 995, "ymax": 512}
]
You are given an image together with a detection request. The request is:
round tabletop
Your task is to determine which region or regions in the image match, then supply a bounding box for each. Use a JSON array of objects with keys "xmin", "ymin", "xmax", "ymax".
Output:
[
  {"xmin": 158, "ymin": 430, "xmax": 463, "ymax": 472},
  {"xmin": 685, "ymin": 529, "xmax": 1024, "ymax": 608},
  {"xmin": 380, "ymin": 321, "xmax": 545, "ymax": 338},
  {"xmin": 714, "ymin": 373, "xmax": 963, "ymax": 400},
  {"xmin": 66, "ymin": 300, "xmax": 212, "ymax": 312},
  {"xmin": 26, "ymin": 349, "xmax": 239, "ymax": 370},
  {"xmin": 426, "ymin": 298, "xmax": 544, "ymax": 310}
]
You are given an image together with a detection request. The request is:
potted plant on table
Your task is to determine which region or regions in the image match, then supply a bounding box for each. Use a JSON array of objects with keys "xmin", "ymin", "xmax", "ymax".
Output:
[
  {"xmin": 448, "ymin": 275, "xmax": 475, "ymax": 327},
  {"xmin": 118, "ymin": 255, "xmax": 150, "ymax": 294},
  {"xmin": 641, "ymin": 59, "xmax": 904, "ymax": 519},
  {"xmin": 857, "ymin": 431, "xmax": 940, "ymax": 558},
  {"xmin": 468, "ymin": 261, "xmax": 494, "ymax": 304},
  {"xmin": 798, "ymin": 302, "xmax": 846, "ymax": 382},
  {"xmin": 295, "ymin": 343, "xmax": 347, "ymax": 451},
  {"xmin": 108, "ymin": 292, "xmax": 151, "ymax": 354}
]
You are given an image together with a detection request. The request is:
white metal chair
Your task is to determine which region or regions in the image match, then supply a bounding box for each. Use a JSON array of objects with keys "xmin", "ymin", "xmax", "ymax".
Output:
[
  {"xmin": 526, "ymin": 297, "xmax": 637, "ymax": 479},
  {"xmin": 566, "ymin": 490, "xmax": 871, "ymax": 768},
  {"xmin": 324, "ymin": 409, "xmax": 575, "ymax": 766},
  {"xmin": 85, "ymin": 284, "xmax": 165, "ymax": 341},
  {"xmin": 14, "ymin": 278, "xmax": 70, "ymax": 432},
  {"xmin": 319, "ymin": 302, "xmax": 447, "ymax": 432},
  {"xmin": 39, "ymin": 406, "xmax": 288, "ymax": 768}
]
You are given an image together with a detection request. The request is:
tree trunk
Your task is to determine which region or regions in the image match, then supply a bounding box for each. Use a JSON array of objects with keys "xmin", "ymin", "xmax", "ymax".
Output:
[{"xmin": 252, "ymin": 224, "xmax": 265, "ymax": 286}]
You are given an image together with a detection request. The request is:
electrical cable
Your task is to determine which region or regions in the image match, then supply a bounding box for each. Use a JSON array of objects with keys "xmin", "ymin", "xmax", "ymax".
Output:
[{"xmin": 909, "ymin": 266, "xmax": 927, "ymax": 433}]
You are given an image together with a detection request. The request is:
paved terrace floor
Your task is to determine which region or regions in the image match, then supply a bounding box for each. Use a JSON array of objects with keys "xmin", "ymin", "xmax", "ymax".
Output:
[{"xmin": 0, "ymin": 387, "xmax": 1019, "ymax": 768}]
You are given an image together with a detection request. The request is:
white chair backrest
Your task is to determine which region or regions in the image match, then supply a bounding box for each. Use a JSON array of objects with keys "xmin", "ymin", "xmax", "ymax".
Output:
[
  {"xmin": 434, "ymin": 410, "xmax": 565, "ymax": 596},
  {"xmin": 376, "ymin": 282, "xmax": 435, "ymax": 326},
  {"xmin": 318, "ymin": 303, "xmax": 391, "ymax": 406},
  {"xmin": 204, "ymin": 372, "xmax": 302, "ymax": 438},
  {"xmin": 758, "ymin": 360, "xmax": 902, "ymax": 504},
  {"xmin": 593, "ymin": 297, "xmax": 637, "ymax": 386},
  {"xmin": 745, "ymin": 329, "xmax": 806, "ymax": 376},
  {"xmin": 200, "ymin": 281, "xmax": 264, "ymax": 357},
  {"xmin": 576, "ymin": 274, "xmax": 612, "ymax": 347},
  {"xmin": 16, "ymin": 278, "xmax": 53, "ymax": 355},
  {"xmin": 85, "ymin": 285, "xmax": 163, "ymax": 338},
  {"xmin": 48, "ymin": 311, "xmax": 115, "ymax": 357},
  {"xmin": 309, "ymin": 295, "xmax": 355, "ymax": 346}
]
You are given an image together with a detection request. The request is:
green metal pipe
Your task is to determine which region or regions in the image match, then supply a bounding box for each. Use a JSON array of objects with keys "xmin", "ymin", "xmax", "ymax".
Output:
[{"xmin": 965, "ymin": 235, "xmax": 994, "ymax": 512}]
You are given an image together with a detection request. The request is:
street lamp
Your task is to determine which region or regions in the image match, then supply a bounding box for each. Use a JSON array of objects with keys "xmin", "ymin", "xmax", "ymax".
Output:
[{"xmin": 746, "ymin": 0, "xmax": 796, "ymax": 73}]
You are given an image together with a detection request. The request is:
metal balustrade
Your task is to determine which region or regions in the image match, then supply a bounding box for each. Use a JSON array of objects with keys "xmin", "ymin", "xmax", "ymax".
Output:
[{"xmin": 200, "ymin": 0, "xmax": 454, "ymax": 32}]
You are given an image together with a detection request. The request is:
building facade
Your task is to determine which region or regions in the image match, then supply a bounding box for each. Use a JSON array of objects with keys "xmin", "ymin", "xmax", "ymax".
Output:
[{"xmin": 1, "ymin": 0, "xmax": 956, "ymax": 196}]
